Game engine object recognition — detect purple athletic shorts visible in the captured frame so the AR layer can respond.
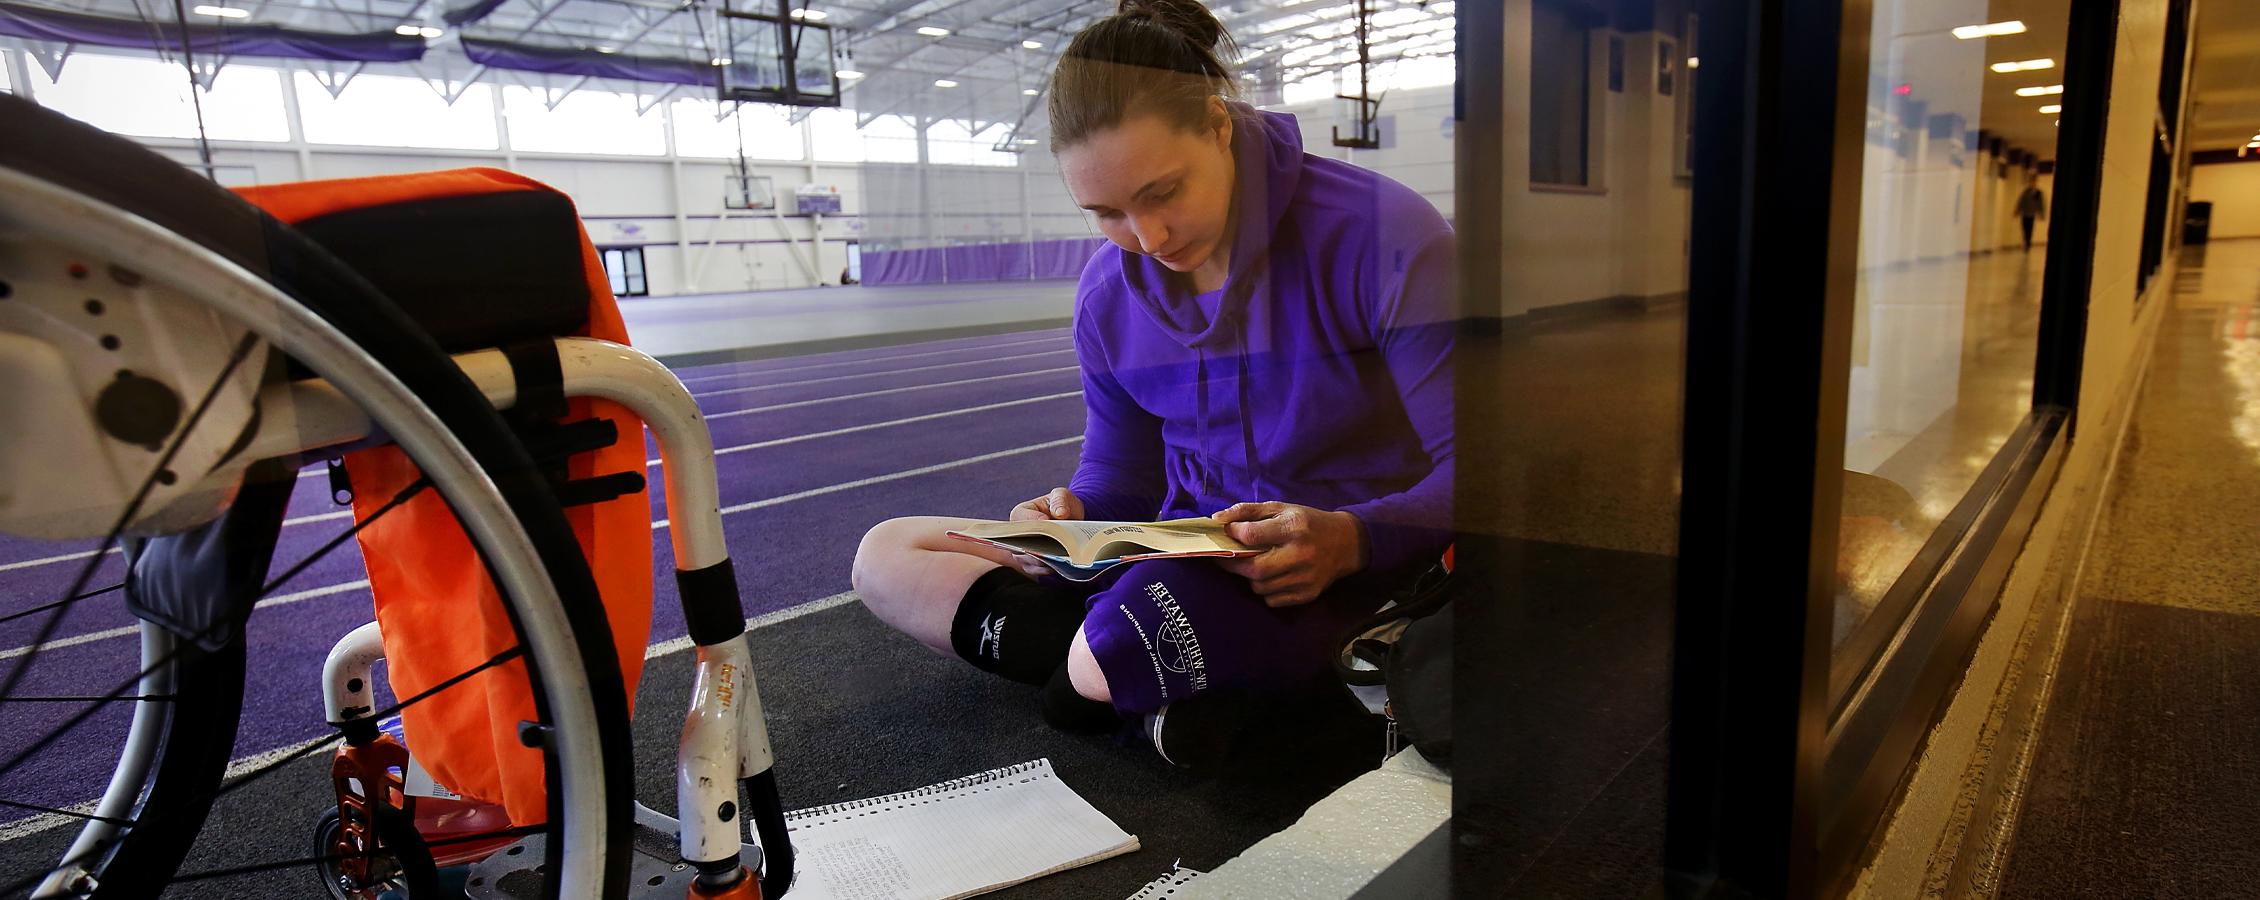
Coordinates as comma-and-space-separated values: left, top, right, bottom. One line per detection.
1073, 558, 1387, 714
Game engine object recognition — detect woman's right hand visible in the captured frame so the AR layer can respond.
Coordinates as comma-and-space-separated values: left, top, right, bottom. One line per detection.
1010, 487, 1084, 522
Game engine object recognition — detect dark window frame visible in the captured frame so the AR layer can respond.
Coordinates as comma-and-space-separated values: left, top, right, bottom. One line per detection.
1667, 0, 2140, 893
600, 246, 649, 297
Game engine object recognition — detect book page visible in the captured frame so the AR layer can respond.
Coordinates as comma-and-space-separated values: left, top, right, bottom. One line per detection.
949, 519, 1251, 566
782, 759, 1138, 900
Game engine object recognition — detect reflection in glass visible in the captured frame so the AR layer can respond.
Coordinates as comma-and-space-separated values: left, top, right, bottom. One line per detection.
1834, 0, 2063, 646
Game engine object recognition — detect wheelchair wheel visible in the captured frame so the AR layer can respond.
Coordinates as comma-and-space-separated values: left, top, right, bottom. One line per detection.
0, 95, 633, 898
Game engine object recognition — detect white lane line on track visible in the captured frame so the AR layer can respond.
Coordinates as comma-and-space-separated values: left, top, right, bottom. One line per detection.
674, 333, 1068, 385
704, 367, 1079, 422
645, 392, 1082, 467
643, 589, 858, 660
19, 366, 1082, 569
0, 581, 371, 662
8, 436, 1082, 653
0, 732, 341, 844
286, 356, 1076, 483
2, 589, 865, 845
687, 349, 1074, 400
654, 436, 1084, 529
0, 548, 120, 573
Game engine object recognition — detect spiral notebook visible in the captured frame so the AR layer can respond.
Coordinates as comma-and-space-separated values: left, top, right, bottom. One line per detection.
782, 758, 1139, 900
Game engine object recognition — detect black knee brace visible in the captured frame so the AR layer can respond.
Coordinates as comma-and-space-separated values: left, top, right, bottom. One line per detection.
950, 568, 1082, 685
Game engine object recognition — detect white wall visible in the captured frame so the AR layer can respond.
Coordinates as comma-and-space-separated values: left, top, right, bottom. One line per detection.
1493, 3, 1693, 316
2189, 161, 2260, 239
1276, 84, 1459, 217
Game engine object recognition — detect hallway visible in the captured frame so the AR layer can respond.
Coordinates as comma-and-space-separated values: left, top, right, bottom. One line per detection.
1999, 238, 2260, 897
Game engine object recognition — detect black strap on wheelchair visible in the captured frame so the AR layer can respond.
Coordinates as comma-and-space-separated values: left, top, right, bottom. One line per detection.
517, 417, 620, 464
554, 471, 647, 508
499, 337, 567, 423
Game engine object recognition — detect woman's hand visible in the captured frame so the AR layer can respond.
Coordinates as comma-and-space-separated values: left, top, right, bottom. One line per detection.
1002, 488, 1082, 578
1213, 502, 1369, 607
1010, 487, 1084, 522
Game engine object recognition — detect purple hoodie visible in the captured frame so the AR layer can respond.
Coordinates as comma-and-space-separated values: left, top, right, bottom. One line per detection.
1068, 102, 1456, 575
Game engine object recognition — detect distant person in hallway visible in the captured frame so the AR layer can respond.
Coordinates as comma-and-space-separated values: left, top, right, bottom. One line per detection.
851, 0, 1454, 766
2018, 176, 2049, 251
840, 266, 858, 285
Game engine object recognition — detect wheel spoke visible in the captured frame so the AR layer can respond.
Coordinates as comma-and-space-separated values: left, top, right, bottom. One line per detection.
0, 584, 124, 628
0, 797, 133, 827
0, 331, 261, 704
0, 473, 430, 781
257, 477, 429, 596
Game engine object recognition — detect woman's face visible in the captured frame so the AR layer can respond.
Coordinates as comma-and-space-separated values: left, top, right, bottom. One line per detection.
1058, 102, 1236, 276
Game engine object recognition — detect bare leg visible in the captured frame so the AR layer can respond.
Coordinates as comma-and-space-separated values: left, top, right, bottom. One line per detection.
1066, 630, 1112, 704
853, 515, 1118, 704
851, 516, 1027, 652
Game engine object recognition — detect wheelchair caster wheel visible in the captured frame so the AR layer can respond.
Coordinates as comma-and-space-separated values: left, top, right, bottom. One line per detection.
315, 804, 441, 899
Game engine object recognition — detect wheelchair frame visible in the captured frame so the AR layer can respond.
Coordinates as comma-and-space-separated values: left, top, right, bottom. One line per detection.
4, 164, 790, 899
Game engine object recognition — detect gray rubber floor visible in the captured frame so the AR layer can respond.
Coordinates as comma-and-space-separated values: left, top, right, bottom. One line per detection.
1, 600, 1383, 899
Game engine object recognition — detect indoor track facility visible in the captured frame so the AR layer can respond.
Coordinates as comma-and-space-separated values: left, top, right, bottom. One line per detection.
1, 0, 2257, 896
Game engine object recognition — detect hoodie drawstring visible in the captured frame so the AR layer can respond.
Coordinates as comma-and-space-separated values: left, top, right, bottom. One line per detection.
1193, 310, 1266, 503
1194, 348, 1215, 496
1237, 347, 1262, 502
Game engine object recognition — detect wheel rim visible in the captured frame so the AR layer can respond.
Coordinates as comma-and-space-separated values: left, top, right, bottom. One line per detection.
0, 166, 631, 898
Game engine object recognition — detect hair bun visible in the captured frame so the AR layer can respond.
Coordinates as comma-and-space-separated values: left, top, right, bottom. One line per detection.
1117, 0, 1233, 58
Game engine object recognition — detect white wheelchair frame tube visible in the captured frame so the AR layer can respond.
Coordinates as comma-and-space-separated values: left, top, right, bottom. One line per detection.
270, 338, 781, 883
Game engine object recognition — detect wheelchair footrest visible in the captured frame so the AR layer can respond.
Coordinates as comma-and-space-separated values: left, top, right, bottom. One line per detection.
463, 802, 761, 900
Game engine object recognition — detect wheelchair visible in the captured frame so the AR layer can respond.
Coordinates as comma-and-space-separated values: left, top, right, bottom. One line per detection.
0, 94, 791, 898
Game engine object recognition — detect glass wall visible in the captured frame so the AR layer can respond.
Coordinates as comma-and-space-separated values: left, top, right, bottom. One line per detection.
295, 73, 499, 150
32, 55, 287, 143
1831, 0, 2067, 676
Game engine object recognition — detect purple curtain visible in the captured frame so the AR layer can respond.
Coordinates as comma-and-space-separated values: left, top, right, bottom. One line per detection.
461, 38, 718, 88
0, 2, 423, 61
862, 238, 1106, 286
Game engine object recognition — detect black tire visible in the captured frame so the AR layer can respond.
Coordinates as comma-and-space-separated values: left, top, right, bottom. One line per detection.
0, 93, 634, 899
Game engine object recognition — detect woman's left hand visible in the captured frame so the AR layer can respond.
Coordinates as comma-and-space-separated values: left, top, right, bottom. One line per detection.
1213, 502, 1368, 607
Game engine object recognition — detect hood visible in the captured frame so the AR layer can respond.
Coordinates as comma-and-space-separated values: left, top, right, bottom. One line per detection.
1117, 100, 1306, 350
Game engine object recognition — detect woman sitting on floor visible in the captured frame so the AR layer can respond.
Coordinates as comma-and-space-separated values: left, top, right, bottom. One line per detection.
851, 0, 1455, 767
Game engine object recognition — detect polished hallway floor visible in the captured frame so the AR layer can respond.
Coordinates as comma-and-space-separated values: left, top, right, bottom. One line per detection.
1998, 238, 2260, 898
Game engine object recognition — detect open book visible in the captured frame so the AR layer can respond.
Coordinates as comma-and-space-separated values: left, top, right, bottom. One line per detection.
946, 518, 1257, 582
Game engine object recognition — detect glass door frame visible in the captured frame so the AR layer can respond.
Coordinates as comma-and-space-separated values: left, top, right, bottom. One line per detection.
1664, 0, 2118, 893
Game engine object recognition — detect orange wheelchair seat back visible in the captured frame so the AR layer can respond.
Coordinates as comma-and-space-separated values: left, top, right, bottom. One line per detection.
239, 168, 654, 825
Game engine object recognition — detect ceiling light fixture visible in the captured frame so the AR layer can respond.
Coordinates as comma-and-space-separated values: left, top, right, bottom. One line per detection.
791, 8, 828, 20
2014, 84, 2064, 97
836, 69, 865, 79
192, 4, 249, 17
594, 45, 618, 53
1686, 56, 1699, 69
934, 79, 959, 87
2039, 104, 2061, 114
1989, 58, 2054, 73
711, 57, 733, 66
1023, 88, 1039, 95
917, 26, 950, 37
1952, 20, 2026, 39
1022, 39, 1043, 49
